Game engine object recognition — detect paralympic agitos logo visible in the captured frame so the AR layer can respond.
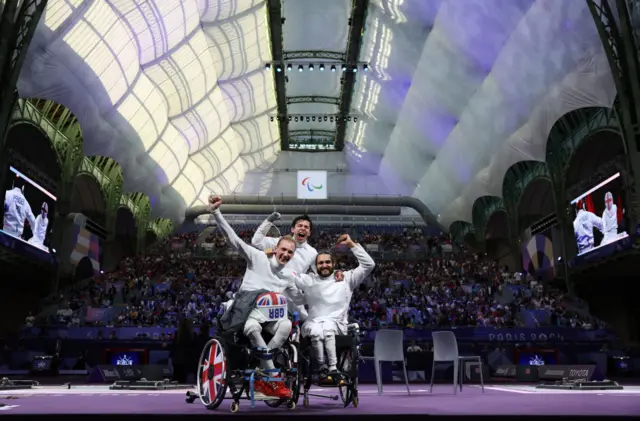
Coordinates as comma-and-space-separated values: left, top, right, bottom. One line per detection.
301, 177, 323, 192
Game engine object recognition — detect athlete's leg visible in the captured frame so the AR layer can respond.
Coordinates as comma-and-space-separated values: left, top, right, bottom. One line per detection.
302, 321, 326, 370
243, 310, 274, 370
263, 318, 292, 350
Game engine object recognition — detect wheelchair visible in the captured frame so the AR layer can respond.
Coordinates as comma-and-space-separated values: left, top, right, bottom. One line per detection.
298, 323, 361, 408
186, 294, 301, 413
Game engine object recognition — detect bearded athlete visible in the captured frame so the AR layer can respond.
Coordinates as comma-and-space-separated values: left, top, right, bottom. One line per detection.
282, 234, 375, 382
208, 195, 302, 399
601, 192, 619, 245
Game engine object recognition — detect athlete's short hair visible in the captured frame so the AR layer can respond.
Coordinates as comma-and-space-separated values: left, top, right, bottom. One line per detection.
291, 214, 313, 231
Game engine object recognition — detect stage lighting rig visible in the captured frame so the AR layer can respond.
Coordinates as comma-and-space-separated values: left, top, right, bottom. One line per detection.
265, 61, 370, 74
269, 114, 362, 124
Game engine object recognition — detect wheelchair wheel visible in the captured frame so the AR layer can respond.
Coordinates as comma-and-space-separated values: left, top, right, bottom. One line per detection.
264, 342, 300, 408
338, 348, 358, 407
197, 337, 229, 410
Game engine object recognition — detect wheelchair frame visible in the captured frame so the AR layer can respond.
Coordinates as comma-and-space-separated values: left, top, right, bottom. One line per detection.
298, 324, 361, 408
186, 328, 301, 413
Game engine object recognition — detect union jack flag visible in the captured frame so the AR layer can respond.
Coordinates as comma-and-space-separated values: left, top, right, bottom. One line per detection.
256, 292, 287, 307
200, 341, 225, 404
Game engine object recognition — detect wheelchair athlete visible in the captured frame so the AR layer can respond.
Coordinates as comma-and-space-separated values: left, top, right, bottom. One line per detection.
283, 234, 374, 381
208, 195, 304, 399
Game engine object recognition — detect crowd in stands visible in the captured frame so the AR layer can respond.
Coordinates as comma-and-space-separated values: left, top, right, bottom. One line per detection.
32, 223, 604, 332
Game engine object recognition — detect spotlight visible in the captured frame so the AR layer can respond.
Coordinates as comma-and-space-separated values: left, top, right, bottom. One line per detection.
324, 116, 328, 122
352, 67, 357, 73
287, 64, 292, 72
270, 116, 274, 122
312, 116, 316, 122
294, 116, 299, 122
341, 64, 347, 72
288, 116, 292, 122
298, 65, 303, 72
331, 65, 336, 72
319, 64, 325, 71
330, 116, 334, 123
354, 117, 358, 122
309, 64, 314, 71
276, 66, 282, 72
265, 63, 271, 70
276, 116, 281, 121
347, 116, 351, 121
306, 116, 310, 122
363, 64, 368, 72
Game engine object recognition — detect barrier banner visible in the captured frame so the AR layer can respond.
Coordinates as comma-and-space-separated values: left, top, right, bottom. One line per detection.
494, 365, 516, 378
537, 365, 596, 381
24, 325, 614, 342
88, 365, 145, 383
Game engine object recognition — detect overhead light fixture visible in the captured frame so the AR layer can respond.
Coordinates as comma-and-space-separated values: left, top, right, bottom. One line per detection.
363, 64, 368, 72
298, 65, 303, 72
270, 116, 274, 122
331, 65, 336, 72
319, 64, 325, 71
265, 63, 271, 70
312, 116, 316, 122
306, 116, 310, 122
352, 67, 357, 73
341, 64, 347, 72
354, 117, 358, 122
276, 65, 282, 72
324, 116, 328, 122
294, 116, 299, 122
309, 64, 314, 71
287, 64, 292, 72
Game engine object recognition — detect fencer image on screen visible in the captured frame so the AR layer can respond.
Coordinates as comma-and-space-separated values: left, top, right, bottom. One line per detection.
570, 172, 629, 256
2, 166, 56, 253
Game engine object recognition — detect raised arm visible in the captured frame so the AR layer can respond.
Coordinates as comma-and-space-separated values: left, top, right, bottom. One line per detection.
252, 212, 280, 251
208, 195, 260, 261
338, 234, 375, 290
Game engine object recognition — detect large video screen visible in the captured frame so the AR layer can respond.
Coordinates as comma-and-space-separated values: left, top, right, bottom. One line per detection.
570, 172, 629, 256
2, 166, 56, 253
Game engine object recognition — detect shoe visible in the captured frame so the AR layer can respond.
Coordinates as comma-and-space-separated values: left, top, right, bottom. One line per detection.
270, 380, 293, 399
253, 379, 292, 399
253, 380, 280, 398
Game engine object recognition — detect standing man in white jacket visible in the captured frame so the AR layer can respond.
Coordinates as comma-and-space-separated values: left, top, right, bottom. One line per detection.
28, 202, 49, 247
283, 234, 375, 380
3, 179, 36, 239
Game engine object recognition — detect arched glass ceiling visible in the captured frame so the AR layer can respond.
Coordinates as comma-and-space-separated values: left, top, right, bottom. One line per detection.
18, 0, 280, 223
18, 0, 618, 228
348, 0, 616, 228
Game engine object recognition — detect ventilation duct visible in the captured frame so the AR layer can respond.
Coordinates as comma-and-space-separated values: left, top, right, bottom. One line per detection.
186, 195, 444, 231
217, 205, 401, 216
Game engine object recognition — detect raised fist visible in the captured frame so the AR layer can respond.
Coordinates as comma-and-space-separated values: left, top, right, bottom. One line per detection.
208, 194, 222, 212
267, 212, 281, 223
337, 234, 353, 245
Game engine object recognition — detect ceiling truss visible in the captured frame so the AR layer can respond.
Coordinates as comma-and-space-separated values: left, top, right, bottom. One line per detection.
335, 0, 368, 151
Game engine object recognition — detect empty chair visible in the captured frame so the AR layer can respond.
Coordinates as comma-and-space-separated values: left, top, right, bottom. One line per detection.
430, 331, 484, 394
362, 329, 410, 396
